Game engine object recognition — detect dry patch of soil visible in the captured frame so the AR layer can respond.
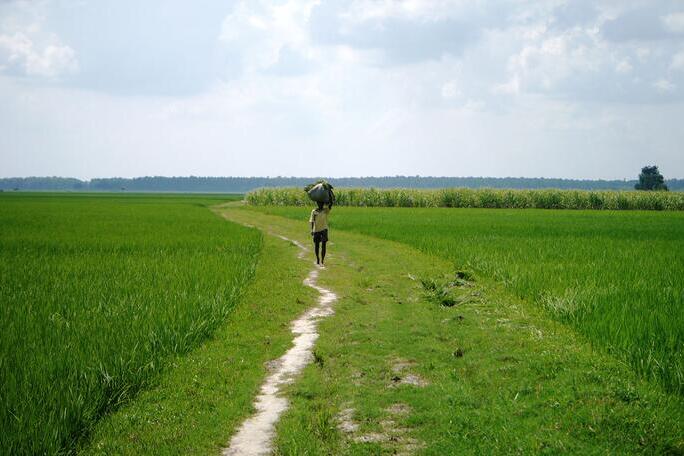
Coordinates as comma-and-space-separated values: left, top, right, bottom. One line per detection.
337, 402, 425, 455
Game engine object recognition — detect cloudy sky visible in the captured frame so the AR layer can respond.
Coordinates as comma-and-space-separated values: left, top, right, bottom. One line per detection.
1, 0, 683, 180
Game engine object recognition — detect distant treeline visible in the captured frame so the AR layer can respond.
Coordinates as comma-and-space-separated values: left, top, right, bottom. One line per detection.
1, 176, 684, 192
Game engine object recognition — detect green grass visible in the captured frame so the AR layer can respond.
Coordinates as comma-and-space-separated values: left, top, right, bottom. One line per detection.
252, 206, 684, 397
6, 194, 683, 454
247, 187, 684, 210
81, 220, 317, 454
0, 193, 260, 454
230, 207, 683, 454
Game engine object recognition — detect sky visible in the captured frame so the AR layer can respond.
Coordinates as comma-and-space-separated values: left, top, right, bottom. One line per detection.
1, 0, 683, 180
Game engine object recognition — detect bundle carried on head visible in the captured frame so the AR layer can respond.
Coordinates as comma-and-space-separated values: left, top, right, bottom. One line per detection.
304, 180, 335, 204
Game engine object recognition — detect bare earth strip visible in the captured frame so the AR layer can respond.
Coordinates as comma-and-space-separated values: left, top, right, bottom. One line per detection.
223, 234, 337, 456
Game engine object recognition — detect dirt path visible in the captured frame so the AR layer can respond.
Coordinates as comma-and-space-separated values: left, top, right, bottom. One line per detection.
222, 234, 337, 456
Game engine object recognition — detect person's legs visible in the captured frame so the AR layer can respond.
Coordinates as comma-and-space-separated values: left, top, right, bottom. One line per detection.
321, 241, 327, 264
314, 239, 320, 264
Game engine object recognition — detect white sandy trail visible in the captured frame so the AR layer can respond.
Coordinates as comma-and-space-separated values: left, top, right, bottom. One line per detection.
222, 234, 336, 456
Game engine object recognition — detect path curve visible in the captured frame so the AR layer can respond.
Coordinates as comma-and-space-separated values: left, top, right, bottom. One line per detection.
222, 234, 336, 456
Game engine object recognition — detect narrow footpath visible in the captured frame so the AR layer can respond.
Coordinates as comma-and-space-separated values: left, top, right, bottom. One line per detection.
223, 235, 337, 455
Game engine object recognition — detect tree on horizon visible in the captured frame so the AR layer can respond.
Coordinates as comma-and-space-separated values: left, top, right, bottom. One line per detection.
635, 166, 668, 191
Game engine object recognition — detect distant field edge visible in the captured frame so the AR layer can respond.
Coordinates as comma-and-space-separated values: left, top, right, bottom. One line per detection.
0, 190, 245, 197
247, 187, 684, 210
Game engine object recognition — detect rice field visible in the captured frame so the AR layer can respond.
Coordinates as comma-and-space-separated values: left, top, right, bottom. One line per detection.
251, 204, 684, 396
247, 187, 684, 210
0, 193, 261, 454
5, 190, 683, 454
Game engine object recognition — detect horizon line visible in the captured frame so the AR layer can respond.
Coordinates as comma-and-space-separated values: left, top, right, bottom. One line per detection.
2, 175, 682, 181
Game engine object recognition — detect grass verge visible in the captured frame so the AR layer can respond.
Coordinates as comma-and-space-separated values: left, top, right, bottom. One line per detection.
233, 206, 683, 454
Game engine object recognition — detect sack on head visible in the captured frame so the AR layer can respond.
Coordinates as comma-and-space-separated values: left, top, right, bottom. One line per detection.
306, 181, 335, 204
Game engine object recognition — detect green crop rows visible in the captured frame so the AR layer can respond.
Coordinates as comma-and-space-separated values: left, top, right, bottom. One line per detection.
254, 205, 684, 396
0, 193, 261, 454
247, 187, 684, 210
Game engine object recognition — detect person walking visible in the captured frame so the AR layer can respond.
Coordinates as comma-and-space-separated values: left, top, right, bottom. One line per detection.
310, 201, 332, 265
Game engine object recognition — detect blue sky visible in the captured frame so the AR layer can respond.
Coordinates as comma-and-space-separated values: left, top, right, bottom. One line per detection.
1, 0, 683, 179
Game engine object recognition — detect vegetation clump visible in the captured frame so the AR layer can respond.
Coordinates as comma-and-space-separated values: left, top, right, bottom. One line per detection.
247, 187, 684, 210
420, 271, 474, 307
635, 165, 669, 191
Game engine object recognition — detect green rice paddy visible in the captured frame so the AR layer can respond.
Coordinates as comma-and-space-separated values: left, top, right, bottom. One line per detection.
0, 193, 261, 454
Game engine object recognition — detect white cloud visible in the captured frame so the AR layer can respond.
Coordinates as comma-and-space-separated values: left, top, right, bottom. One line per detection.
671, 51, 684, 71
662, 12, 684, 33
0, 2, 78, 79
616, 59, 633, 73
463, 99, 486, 111
502, 27, 605, 94
635, 46, 651, 62
441, 80, 461, 99
341, 0, 469, 23
492, 77, 520, 95
0, 30, 77, 77
219, 0, 319, 74
653, 79, 676, 93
